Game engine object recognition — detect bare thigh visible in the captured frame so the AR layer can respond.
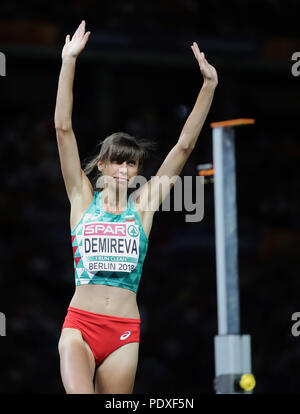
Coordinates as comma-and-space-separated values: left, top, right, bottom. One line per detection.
58, 328, 96, 394
95, 342, 139, 394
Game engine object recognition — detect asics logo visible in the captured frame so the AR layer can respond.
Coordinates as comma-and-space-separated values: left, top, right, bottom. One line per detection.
120, 331, 131, 340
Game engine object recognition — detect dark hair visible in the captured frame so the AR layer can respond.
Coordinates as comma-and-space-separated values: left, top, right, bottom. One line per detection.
82, 132, 157, 191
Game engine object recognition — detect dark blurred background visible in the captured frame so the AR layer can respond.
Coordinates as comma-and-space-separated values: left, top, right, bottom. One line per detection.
0, 0, 300, 394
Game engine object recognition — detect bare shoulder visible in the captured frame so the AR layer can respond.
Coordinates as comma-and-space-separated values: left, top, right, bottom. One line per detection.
70, 171, 94, 231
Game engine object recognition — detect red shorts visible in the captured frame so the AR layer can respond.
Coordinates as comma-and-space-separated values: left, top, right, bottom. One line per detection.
61, 306, 141, 366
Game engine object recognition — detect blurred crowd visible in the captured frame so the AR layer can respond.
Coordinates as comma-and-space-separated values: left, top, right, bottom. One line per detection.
1, 0, 300, 394
0, 0, 299, 39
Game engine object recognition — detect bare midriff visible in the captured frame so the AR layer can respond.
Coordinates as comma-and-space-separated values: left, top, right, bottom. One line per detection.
69, 284, 140, 319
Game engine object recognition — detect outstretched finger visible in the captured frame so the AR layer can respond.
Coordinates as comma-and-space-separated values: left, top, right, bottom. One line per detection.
191, 44, 196, 55
78, 20, 86, 37
73, 20, 84, 39
191, 42, 200, 57
191, 42, 205, 63
81, 31, 91, 46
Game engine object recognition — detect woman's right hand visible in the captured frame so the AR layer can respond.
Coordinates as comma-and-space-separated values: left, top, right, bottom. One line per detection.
62, 20, 91, 60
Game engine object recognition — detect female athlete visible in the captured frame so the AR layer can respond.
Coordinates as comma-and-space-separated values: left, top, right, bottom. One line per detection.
54, 20, 218, 394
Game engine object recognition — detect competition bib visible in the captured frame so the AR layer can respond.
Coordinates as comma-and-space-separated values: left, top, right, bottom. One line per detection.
82, 221, 140, 273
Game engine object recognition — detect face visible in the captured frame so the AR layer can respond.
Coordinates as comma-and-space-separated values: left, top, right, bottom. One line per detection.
97, 158, 139, 190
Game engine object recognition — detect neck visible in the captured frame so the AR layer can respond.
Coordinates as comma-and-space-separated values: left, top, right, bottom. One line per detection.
101, 186, 128, 212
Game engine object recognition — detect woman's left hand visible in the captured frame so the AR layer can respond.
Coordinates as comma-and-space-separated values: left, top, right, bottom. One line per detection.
191, 42, 218, 87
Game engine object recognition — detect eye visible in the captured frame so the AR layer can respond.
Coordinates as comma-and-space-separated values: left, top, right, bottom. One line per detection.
111, 159, 122, 165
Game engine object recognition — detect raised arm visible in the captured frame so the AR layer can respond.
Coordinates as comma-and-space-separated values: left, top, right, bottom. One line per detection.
137, 42, 218, 213
54, 20, 91, 203
177, 43, 218, 152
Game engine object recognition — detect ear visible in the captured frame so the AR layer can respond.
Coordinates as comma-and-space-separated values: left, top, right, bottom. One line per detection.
97, 160, 104, 172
